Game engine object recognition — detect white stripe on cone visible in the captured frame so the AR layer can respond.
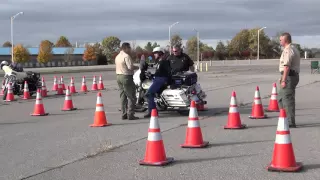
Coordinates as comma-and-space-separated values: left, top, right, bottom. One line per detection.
189, 107, 198, 118
188, 120, 200, 128
24, 82, 29, 92
8, 83, 13, 93
254, 99, 262, 104
277, 117, 289, 131
149, 116, 160, 129
147, 132, 162, 141
229, 107, 238, 113
65, 89, 71, 100
35, 91, 43, 105
254, 90, 260, 98
275, 134, 291, 144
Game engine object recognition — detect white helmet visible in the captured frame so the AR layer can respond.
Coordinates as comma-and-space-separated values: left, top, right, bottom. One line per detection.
152, 47, 164, 53
0, 61, 8, 69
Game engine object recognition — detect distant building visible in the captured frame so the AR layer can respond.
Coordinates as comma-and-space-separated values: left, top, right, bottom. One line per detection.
0, 47, 99, 68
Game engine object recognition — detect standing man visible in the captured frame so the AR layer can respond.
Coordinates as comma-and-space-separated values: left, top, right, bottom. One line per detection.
167, 45, 195, 74
278, 32, 300, 128
115, 42, 140, 120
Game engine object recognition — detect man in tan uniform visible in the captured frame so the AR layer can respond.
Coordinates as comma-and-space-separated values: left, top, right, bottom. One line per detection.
115, 42, 139, 120
278, 32, 300, 128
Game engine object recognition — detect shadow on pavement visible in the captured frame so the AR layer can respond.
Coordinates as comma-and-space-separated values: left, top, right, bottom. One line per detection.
208, 140, 273, 147
168, 154, 258, 166
0, 121, 39, 126
298, 123, 320, 128
301, 163, 320, 172
247, 124, 277, 129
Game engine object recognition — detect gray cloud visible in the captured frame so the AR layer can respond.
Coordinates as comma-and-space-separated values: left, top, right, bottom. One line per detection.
0, 0, 319, 46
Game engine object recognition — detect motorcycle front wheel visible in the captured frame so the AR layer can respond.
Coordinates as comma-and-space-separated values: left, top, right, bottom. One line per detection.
2, 87, 8, 100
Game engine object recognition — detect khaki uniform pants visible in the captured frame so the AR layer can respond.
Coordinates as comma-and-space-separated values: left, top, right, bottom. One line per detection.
277, 75, 299, 125
117, 74, 136, 117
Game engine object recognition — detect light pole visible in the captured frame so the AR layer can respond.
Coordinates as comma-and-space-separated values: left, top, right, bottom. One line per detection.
169, 21, 179, 55
257, 26, 266, 60
11, 11, 24, 63
193, 28, 200, 70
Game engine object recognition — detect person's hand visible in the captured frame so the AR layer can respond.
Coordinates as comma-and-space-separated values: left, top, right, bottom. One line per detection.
281, 81, 286, 88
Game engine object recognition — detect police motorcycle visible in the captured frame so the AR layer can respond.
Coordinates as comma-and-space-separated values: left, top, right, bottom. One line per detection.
133, 61, 207, 114
0, 61, 42, 100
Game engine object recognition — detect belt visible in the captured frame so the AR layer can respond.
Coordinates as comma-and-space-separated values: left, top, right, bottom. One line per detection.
280, 70, 298, 76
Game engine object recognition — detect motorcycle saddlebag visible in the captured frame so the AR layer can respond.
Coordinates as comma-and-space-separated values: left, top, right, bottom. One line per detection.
171, 72, 198, 87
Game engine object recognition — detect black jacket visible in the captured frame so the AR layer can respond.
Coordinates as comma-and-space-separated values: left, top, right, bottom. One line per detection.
154, 58, 171, 78
166, 53, 194, 74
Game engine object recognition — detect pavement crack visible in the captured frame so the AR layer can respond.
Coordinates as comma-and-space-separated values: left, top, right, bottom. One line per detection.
19, 123, 185, 180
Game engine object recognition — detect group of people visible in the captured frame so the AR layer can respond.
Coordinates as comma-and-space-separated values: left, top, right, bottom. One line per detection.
115, 32, 301, 127
115, 43, 194, 120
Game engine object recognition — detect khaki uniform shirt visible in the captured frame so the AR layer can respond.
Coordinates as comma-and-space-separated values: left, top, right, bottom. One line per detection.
115, 51, 135, 75
279, 43, 300, 73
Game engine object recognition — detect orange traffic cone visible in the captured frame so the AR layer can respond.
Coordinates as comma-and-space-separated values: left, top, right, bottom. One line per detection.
181, 101, 209, 148
4, 82, 15, 102
224, 91, 246, 129
266, 83, 280, 112
41, 77, 48, 97
62, 86, 77, 111
22, 81, 31, 100
52, 76, 58, 91
139, 109, 174, 166
98, 75, 105, 90
81, 76, 88, 92
91, 76, 98, 91
30, 89, 49, 116
267, 109, 303, 172
249, 86, 267, 119
56, 80, 65, 95
90, 92, 112, 127
0, 79, 5, 96
60, 76, 66, 90
69, 77, 77, 94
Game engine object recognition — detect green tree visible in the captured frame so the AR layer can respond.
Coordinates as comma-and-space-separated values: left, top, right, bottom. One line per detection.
13, 44, 30, 63
292, 43, 304, 57
37, 40, 53, 64
135, 46, 143, 53
101, 36, 121, 64
2, 41, 12, 47
248, 28, 270, 57
55, 36, 72, 47
186, 36, 204, 60
228, 29, 250, 57
152, 42, 160, 49
215, 41, 227, 60
144, 42, 153, 52
171, 34, 182, 48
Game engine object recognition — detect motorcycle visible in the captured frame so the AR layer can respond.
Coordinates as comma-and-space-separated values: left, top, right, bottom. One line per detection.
1, 65, 42, 100
133, 68, 207, 115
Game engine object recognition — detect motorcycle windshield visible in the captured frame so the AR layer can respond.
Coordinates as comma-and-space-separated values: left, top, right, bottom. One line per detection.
2, 65, 13, 76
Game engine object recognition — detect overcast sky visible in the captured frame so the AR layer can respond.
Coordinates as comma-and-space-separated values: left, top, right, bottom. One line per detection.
1, 0, 320, 48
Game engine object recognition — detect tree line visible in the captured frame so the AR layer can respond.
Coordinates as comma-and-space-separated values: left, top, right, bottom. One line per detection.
1, 28, 316, 64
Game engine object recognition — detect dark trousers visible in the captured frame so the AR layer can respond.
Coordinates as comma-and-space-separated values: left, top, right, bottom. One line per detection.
147, 77, 168, 113
278, 75, 299, 125
116, 74, 136, 117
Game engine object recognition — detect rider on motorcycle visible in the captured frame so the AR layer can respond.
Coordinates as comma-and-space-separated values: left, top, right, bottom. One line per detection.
0, 61, 27, 80
144, 47, 171, 118
166, 44, 195, 74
